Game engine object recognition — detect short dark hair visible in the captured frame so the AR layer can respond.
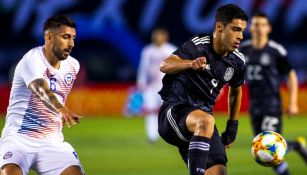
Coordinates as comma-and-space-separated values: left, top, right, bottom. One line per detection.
215, 4, 249, 26
43, 15, 76, 32
252, 11, 270, 23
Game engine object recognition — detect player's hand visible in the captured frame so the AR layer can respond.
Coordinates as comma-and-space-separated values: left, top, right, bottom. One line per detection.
287, 104, 299, 116
191, 57, 206, 70
221, 120, 238, 148
58, 107, 83, 128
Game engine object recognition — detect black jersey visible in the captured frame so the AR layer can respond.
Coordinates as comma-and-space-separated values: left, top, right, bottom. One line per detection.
240, 40, 292, 115
159, 34, 246, 113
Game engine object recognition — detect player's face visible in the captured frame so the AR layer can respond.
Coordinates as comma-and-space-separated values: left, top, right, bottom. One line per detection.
249, 17, 271, 39
51, 25, 76, 61
221, 19, 247, 52
152, 31, 168, 46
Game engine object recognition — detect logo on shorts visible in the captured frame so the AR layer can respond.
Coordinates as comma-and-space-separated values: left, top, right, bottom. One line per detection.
196, 168, 205, 174
3, 151, 12, 159
64, 73, 74, 85
224, 67, 234, 81
73, 151, 79, 160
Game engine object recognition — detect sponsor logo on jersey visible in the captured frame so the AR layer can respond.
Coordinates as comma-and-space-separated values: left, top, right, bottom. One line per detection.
3, 151, 12, 159
64, 73, 73, 85
224, 67, 234, 81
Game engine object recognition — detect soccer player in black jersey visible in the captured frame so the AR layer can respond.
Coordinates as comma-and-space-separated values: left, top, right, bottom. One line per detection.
240, 12, 307, 175
158, 4, 248, 175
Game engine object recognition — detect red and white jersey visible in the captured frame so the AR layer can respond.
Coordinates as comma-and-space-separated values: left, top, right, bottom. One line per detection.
2, 46, 79, 141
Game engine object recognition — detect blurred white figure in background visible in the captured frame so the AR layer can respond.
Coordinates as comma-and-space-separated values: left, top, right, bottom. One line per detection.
137, 28, 176, 143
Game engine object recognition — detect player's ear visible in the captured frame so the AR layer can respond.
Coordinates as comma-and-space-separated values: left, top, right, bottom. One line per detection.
44, 31, 52, 41
249, 24, 253, 33
267, 24, 272, 35
215, 21, 224, 32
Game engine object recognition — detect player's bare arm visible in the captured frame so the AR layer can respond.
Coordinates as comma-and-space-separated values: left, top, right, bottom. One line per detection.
228, 85, 243, 121
287, 70, 299, 115
28, 78, 82, 127
160, 54, 206, 74
221, 85, 242, 148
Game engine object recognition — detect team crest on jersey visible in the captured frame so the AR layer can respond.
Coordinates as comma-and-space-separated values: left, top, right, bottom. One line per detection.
260, 53, 271, 65
3, 151, 12, 159
64, 73, 73, 85
224, 67, 234, 81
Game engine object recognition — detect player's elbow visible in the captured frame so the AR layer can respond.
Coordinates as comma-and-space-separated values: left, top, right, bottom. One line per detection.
160, 61, 168, 73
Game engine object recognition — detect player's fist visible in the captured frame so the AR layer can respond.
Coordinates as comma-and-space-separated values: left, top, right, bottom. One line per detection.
58, 107, 83, 128
191, 57, 206, 70
287, 104, 299, 116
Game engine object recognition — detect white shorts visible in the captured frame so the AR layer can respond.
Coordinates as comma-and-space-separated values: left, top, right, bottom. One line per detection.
143, 89, 162, 112
0, 134, 85, 175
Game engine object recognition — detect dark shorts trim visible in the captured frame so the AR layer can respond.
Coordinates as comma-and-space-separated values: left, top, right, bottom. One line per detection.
158, 103, 228, 169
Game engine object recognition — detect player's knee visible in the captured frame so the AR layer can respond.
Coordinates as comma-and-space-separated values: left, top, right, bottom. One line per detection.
195, 115, 215, 131
1, 164, 23, 175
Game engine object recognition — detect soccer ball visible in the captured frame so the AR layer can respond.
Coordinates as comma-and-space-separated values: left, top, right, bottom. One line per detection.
251, 131, 287, 167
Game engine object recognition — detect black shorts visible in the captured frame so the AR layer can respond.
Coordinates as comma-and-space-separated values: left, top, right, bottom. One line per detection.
250, 112, 282, 136
158, 103, 227, 169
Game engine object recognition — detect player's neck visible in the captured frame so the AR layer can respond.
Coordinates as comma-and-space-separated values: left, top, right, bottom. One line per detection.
252, 37, 268, 49
154, 42, 166, 47
213, 35, 228, 57
43, 46, 61, 69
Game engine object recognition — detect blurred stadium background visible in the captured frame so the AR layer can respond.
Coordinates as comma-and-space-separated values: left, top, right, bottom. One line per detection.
0, 0, 306, 174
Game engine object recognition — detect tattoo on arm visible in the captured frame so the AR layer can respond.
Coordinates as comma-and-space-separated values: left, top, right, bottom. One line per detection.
28, 78, 64, 113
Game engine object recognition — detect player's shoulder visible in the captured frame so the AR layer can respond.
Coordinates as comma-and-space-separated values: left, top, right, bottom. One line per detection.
231, 49, 245, 64
164, 43, 177, 50
267, 40, 287, 56
22, 46, 43, 60
189, 33, 211, 45
66, 55, 80, 71
239, 39, 252, 49
19, 46, 45, 67
142, 43, 155, 53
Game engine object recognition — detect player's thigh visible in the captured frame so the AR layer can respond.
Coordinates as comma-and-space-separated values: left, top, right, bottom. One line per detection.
60, 165, 84, 175
205, 164, 227, 175
34, 142, 85, 175
1, 164, 23, 175
0, 136, 35, 175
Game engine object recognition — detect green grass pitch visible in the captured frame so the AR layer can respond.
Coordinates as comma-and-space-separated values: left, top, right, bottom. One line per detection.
0, 114, 306, 175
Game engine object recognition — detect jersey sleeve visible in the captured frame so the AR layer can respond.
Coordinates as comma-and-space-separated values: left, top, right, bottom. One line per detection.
229, 59, 246, 88
21, 53, 46, 87
277, 54, 292, 75
172, 37, 201, 60
69, 57, 80, 75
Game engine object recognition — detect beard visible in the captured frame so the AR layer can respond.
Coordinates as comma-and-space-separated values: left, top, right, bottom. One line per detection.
52, 45, 69, 61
